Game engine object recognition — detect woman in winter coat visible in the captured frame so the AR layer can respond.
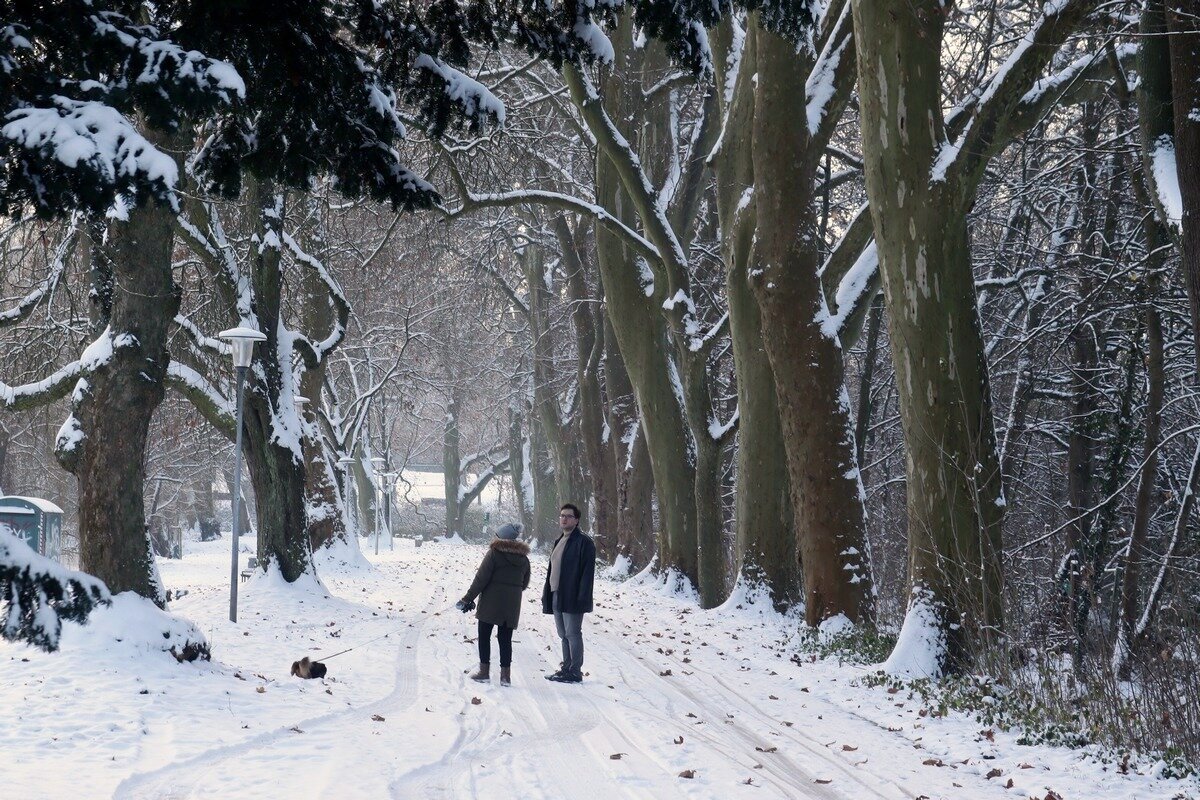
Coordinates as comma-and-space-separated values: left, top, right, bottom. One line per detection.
455, 523, 531, 686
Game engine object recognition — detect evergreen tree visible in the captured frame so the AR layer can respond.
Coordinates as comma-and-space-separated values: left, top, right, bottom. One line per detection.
1, 527, 111, 652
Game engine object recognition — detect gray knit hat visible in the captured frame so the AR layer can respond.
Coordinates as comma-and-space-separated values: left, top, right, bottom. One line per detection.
495, 523, 522, 540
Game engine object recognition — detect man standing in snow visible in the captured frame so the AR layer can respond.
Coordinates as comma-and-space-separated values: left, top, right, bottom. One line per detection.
542, 503, 595, 683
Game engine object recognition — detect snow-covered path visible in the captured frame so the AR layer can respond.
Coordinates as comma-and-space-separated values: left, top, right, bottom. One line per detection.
3, 538, 1187, 799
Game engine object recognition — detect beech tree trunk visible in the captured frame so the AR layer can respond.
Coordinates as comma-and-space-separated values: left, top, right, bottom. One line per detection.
521, 243, 586, 520
299, 240, 348, 551
443, 385, 464, 537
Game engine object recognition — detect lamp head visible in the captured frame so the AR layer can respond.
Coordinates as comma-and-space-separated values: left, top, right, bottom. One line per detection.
218, 327, 267, 369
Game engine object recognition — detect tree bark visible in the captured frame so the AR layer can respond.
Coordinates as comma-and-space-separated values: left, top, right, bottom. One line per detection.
443, 384, 464, 537
56, 177, 180, 603
521, 242, 586, 520
710, 20, 799, 611
748, 19, 875, 624
298, 239, 348, 552
586, 46, 699, 589
602, 313, 656, 570
557, 216, 619, 559
852, 0, 1005, 670
239, 184, 311, 580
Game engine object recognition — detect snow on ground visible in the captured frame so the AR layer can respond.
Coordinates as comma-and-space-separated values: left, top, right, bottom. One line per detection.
2, 537, 1194, 799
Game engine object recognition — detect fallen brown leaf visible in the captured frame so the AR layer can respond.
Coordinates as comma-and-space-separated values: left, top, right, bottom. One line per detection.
470, 697, 482, 705
674, 736, 684, 745
814, 778, 832, 785
842, 744, 858, 752
922, 758, 944, 767
755, 746, 778, 753
678, 770, 695, 779
371, 714, 386, 722
985, 768, 1002, 779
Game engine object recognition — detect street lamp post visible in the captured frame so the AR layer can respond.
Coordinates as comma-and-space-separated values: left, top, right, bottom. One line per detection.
219, 326, 266, 624
370, 456, 384, 556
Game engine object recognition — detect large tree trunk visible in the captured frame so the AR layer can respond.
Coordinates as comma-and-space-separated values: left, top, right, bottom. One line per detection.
522, 243, 586, 520
557, 217, 619, 560
240, 184, 311, 580
508, 399, 536, 539
588, 49, 699, 588
748, 19, 875, 624
298, 250, 348, 552
192, 472, 219, 541
602, 314, 656, 570
710, 20, 799, 611
443, 385, 464, 537
853, 1, 1004, 671
56, 190, 179, 603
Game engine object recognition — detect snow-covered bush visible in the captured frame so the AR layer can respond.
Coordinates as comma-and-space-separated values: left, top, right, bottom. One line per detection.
62, 591, 210, 663
0, 525, 110, 652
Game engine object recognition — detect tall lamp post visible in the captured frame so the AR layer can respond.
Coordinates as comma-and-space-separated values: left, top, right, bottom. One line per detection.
370, 456, 384, 555
219, 326, 266, 623
337, 456, 357, 535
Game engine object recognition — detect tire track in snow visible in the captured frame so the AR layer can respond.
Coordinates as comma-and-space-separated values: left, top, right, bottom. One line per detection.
582, 609, 921, 800
392, 609, 617, 798
112, 580, 443, 800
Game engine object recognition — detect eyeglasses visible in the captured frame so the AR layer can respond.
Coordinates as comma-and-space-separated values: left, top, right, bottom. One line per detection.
559, 513, 576, 519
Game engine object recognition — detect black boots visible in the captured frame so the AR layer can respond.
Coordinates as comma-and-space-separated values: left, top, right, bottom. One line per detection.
470, 663, 490, 682
500, 666, 511, 686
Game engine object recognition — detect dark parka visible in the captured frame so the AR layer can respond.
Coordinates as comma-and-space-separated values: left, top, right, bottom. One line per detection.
541, 527, 596, 615
462, 538, 532, 628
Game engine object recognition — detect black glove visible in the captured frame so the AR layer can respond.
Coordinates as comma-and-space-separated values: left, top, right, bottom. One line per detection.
455, 599, 475, 613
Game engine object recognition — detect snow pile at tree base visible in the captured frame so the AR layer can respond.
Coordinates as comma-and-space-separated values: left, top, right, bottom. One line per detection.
313, 533, 372, 572
881, 596, 944, 679
59, 592, 209, 662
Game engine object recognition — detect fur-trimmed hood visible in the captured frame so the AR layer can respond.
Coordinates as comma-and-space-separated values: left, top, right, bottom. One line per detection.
490, 538, 530, 556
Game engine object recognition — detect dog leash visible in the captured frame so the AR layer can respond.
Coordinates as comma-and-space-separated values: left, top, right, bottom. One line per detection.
314, 603, 458, 662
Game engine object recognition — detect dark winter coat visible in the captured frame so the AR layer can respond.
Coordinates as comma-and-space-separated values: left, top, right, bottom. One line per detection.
462, 538, 532, 629
541, 527, 596, 615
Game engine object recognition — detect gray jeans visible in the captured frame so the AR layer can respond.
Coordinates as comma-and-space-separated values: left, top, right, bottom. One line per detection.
552, 591, 584, 676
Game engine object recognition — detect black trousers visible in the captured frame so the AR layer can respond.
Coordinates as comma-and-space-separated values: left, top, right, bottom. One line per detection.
478, 621, 514, 667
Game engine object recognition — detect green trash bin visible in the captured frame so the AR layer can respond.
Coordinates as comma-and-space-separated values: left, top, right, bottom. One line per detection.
0, 496, 64, 562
